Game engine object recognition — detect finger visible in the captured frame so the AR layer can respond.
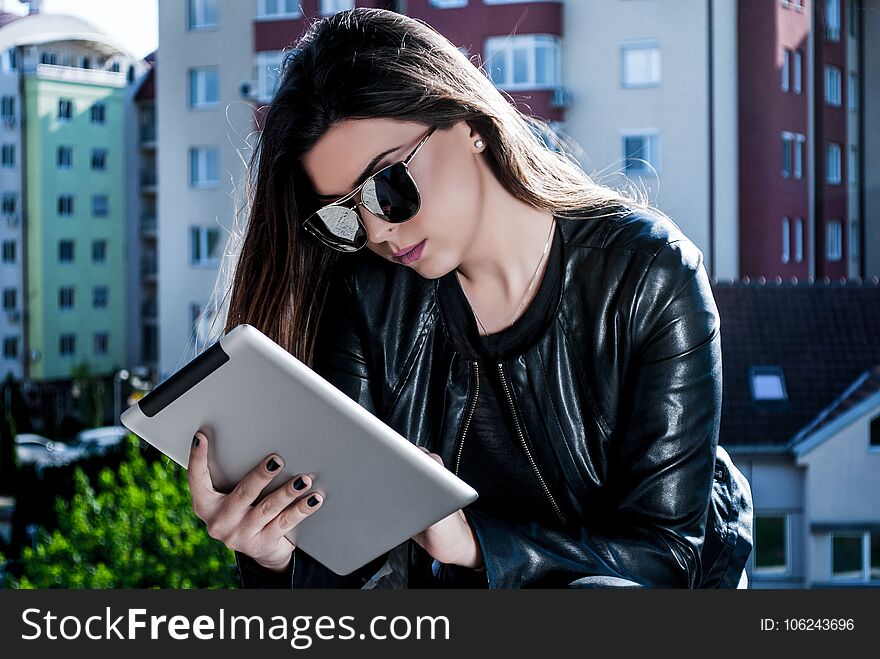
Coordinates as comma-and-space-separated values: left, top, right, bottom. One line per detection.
261, 492, 325, 543
221, 453, 287, 518
240, 473, 314, 537
187, 431, 222, 521
187, 431, 217, 495
418, 446, 444, 465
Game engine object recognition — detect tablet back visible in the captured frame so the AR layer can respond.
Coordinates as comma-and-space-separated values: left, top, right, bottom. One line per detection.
120, 323, 478, 576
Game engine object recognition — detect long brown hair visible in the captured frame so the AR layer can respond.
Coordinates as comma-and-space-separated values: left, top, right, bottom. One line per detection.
216, 8, 646, 367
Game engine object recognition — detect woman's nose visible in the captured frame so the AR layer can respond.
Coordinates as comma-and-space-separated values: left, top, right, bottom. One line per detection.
358, 204, 396, 244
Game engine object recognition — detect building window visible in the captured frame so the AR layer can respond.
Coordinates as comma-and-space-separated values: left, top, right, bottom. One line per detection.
189, 147, 219, 188
58, 286, 75, 310
793, 133, 804, 179
188, 0, 218, 29
2, 287, 16, 310
255, 51, 286, 103
794, 218, 804, 263
2, 193, 16, 215
3, 336, 17, 359
826, 0, 841, 41
257, 0, 302, 19
57, 195, 74, 217
92, 194, 109, 218
622, 132, 661, 175
59, 333, 76, 357
90, 103, 106, 124
92, 239, 107, 263
58, 98, 73, 121
430, 0, 467, 6
754, 514, 789, 576
781, 48, 790, 92
189, 67, 219, 108
826, 220, 842, 261
4, 48, 17, 72
827, 143, 842, 184
621, 41, 660, 88
849, 146, 857, 185
40, 51, 57, 65
57, 145, 73, 169
782, 218, 790, 264
1, 143, 15, 167
848, 73, 857, 113
825, 65, 842, 106
91, 148, 107, 171
58, 240, 75, 263
320, 0, 355, 14
831, 532, 879, 581
792, 49, 802, 94
93, 286, 108, 309
1, 240, 14, 263
871, 415, 880, 449
190, 226, 222, 267
94, 332, 109, 355
750, 366, 788, 401
0, 95, 13, 118
484, 34, 560, 90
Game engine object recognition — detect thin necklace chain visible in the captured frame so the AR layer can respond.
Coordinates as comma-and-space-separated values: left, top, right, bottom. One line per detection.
456, 217, 556, 337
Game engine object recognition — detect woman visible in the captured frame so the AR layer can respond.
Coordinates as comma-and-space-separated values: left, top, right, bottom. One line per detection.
187, 7, 752, 589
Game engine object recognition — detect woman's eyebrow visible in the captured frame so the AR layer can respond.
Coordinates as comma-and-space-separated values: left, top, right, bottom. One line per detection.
315, 144, 404, 200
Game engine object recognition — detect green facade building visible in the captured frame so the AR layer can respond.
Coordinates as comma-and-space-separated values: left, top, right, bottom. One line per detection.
24, 70, 126, 381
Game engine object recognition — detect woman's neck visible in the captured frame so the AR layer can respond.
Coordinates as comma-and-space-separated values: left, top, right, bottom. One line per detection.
454, 178, 556, 322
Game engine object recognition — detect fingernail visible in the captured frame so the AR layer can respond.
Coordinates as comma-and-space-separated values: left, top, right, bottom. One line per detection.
267, 457, 281, 472
192, 434, 200, 448
307, 495, 320, 507
293, 477, 307, 491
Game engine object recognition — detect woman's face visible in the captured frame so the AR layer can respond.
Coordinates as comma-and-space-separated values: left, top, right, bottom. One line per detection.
301, 118, 486, 279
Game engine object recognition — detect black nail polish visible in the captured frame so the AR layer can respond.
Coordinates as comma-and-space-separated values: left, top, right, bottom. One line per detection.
192, 434, 200, 448
293, 477, 306, 491
267, 458, 281, 472
307, 495, 320, 507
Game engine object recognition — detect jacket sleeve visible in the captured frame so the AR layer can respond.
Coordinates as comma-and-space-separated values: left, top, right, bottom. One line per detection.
235, 262, 392, 589
461, 239, 722, 588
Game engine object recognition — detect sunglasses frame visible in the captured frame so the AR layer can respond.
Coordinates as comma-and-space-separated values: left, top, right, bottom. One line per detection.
303, 125, 437, 252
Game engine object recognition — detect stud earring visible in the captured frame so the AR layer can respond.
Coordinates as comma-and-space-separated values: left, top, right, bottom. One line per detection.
474, 139, 485, 151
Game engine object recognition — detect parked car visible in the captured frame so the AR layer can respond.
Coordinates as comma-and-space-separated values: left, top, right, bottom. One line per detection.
15, 433, 84, 474
74, 426, 130, 456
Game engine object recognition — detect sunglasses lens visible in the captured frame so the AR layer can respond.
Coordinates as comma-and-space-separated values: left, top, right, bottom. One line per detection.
361, 164, 420, 223
308, 206, 367, 251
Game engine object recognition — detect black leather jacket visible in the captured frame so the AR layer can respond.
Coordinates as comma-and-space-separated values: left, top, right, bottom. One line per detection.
235, 204, 753, 589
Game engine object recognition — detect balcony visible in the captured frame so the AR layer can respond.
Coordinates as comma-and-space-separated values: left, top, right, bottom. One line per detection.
140, 125, 156, 148
141, 298, 157, 320
31, 63, 127, 88
140, 253, 157, 279
140, 170, 157, 193
140, 214, 157, 237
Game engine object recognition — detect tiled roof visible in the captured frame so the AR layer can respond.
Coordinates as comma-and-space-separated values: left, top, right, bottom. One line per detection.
789, 364, 880, 447
710, 278, 880, 449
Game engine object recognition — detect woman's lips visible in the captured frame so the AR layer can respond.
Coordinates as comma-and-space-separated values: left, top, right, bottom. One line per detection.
395, 239, 427, 265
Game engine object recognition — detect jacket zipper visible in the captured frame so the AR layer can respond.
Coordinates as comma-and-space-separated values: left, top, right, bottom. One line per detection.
453, 361, 480, 476
496, 362, 568, 527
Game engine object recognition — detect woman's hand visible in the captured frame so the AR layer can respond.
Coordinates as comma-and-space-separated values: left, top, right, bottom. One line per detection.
411, 448, 484, 571
187, 430, 323, 573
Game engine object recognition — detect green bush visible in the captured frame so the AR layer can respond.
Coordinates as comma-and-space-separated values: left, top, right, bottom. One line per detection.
4, 436, 238, 589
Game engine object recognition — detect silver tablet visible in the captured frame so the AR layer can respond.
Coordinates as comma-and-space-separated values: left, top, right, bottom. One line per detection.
120, 323, 478, 576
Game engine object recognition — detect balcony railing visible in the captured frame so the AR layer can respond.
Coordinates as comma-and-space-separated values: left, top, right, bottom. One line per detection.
141, 254, 157, 277
140, 214, 157, 235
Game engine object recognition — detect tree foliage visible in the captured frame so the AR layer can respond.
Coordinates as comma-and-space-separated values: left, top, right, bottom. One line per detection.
4, 436, 238, 589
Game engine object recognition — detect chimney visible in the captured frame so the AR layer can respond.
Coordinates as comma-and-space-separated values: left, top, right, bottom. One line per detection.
18, 0, 41, 15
